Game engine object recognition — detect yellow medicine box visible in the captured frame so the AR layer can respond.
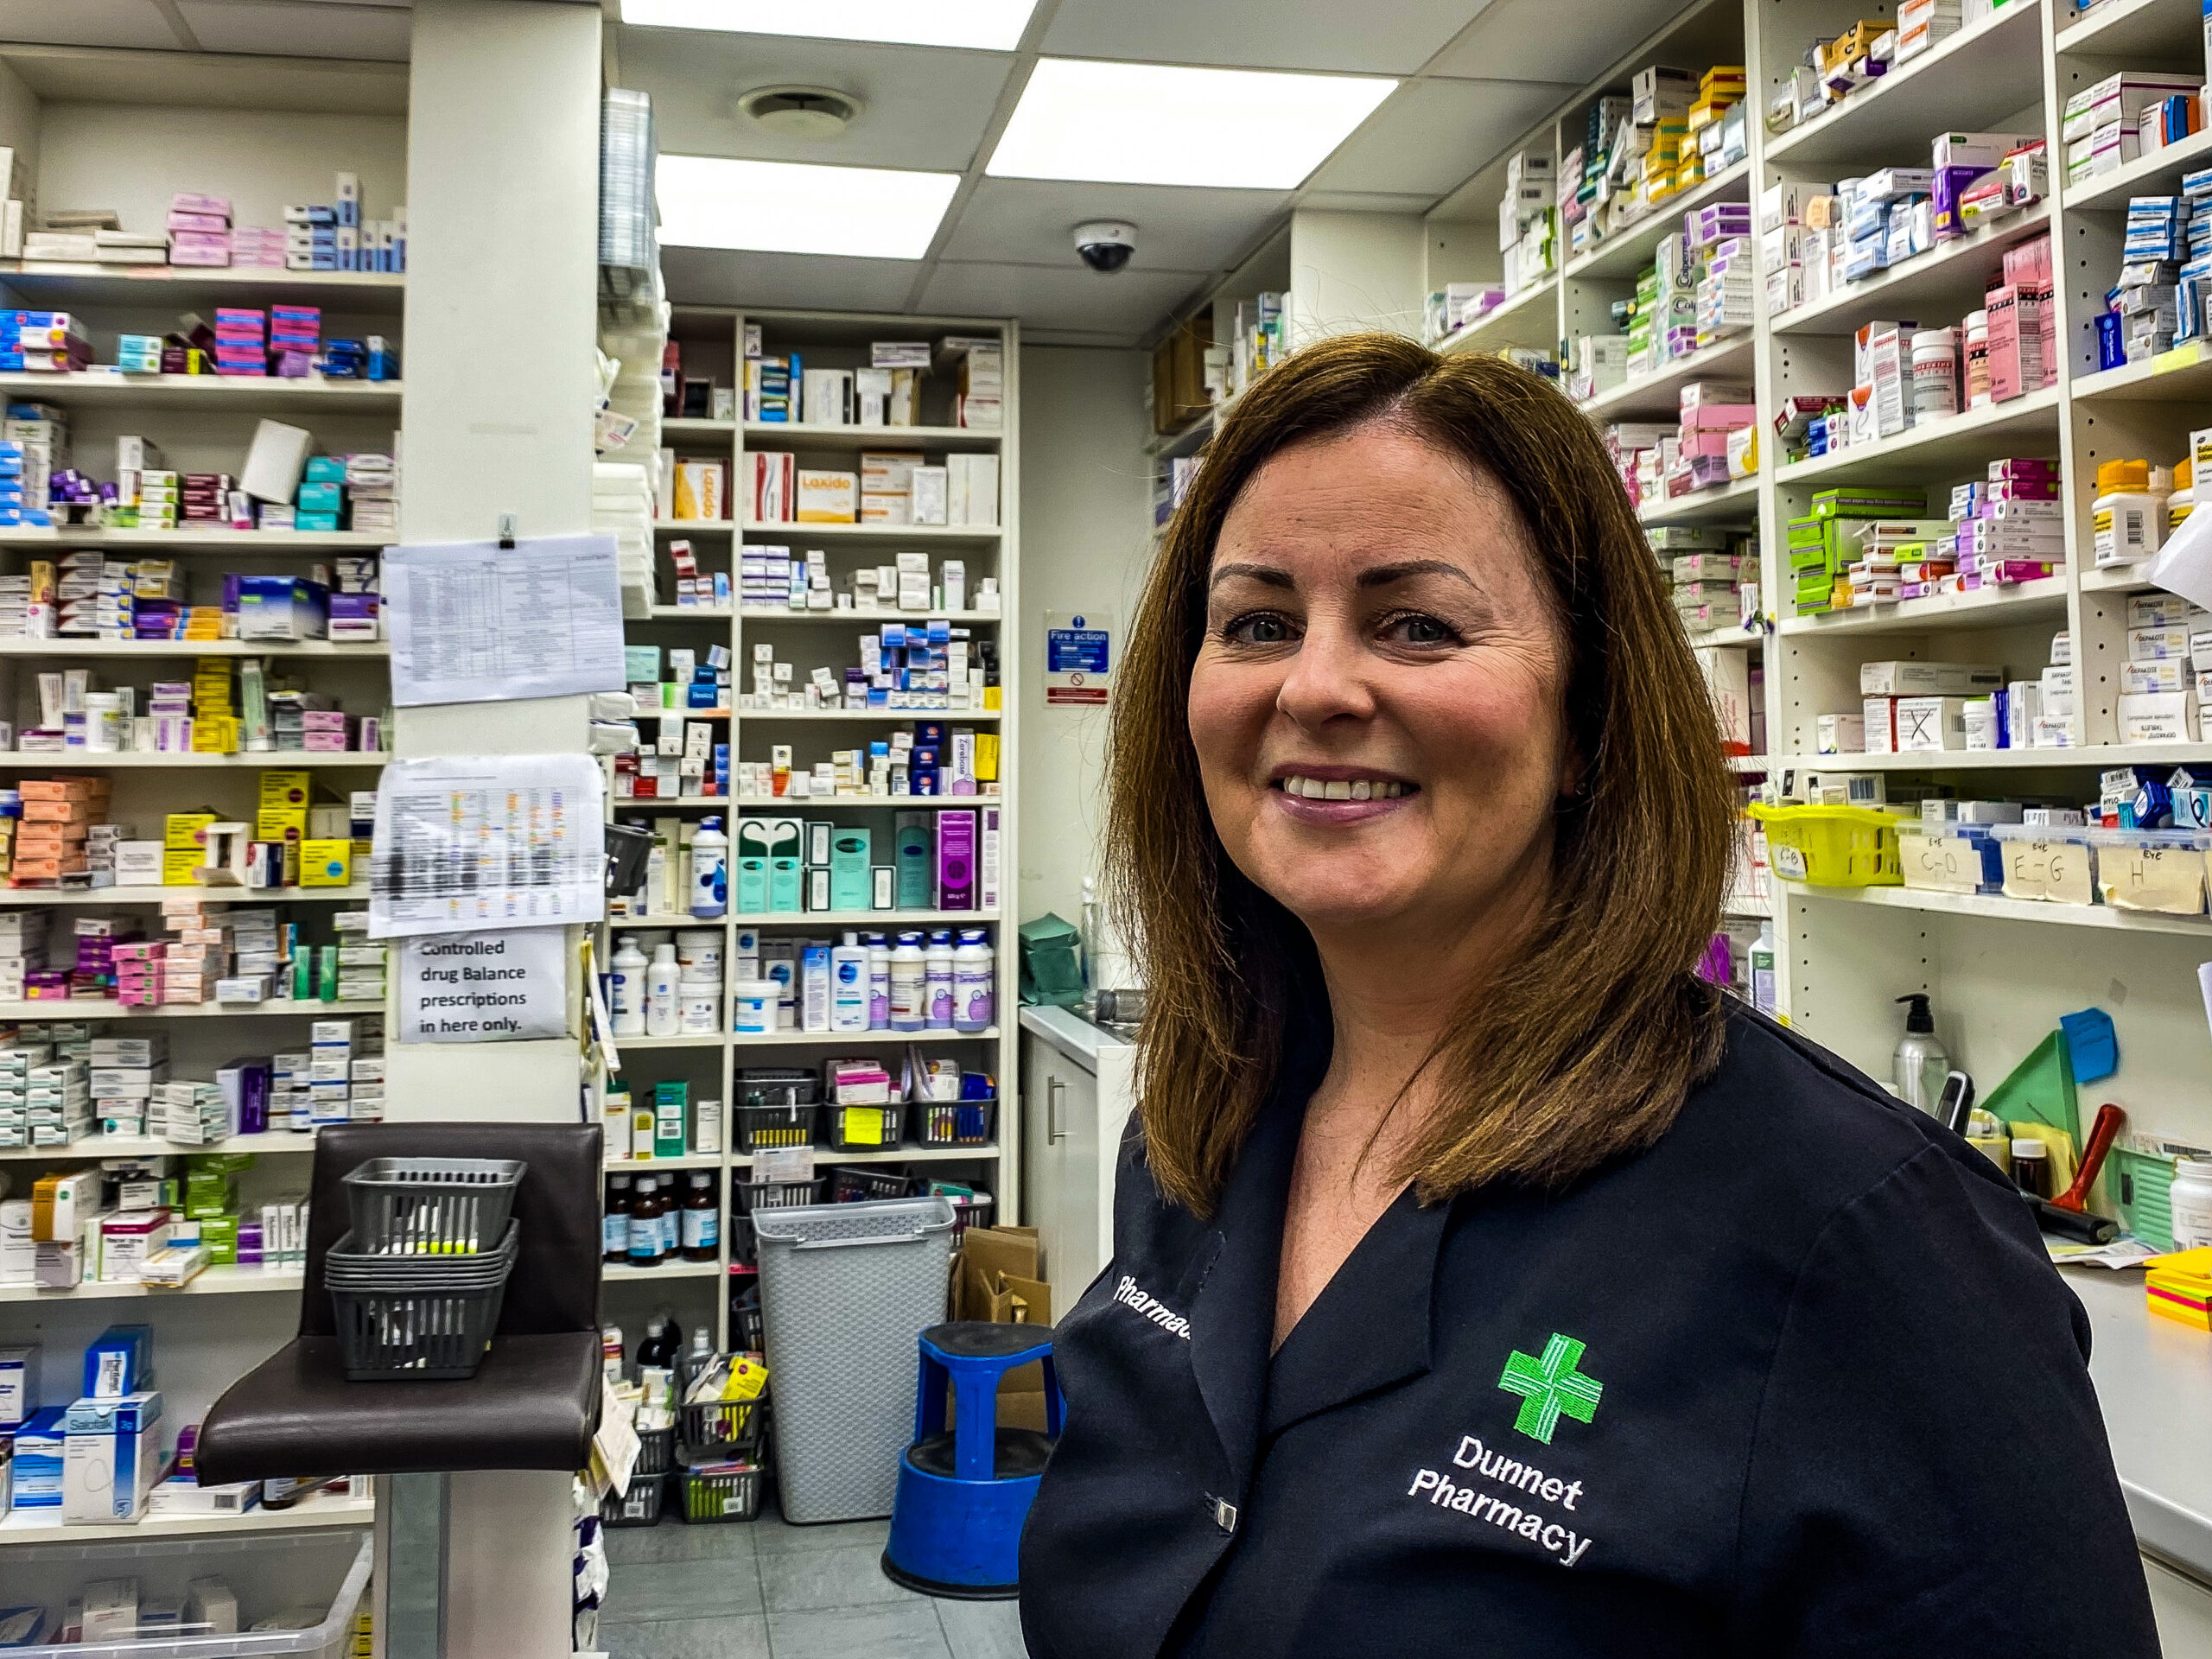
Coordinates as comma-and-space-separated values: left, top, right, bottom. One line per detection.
298, 839, 353, 887
163, 810, 219, 853
256, 770, 314, 841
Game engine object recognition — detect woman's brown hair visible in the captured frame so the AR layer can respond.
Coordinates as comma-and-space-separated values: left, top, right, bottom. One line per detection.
1105, 331, 1737, 1217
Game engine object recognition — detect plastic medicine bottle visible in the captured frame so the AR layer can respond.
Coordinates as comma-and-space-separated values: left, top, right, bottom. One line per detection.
645, 944, 681, 1038
953, 929, 994, 1032
611, 935, 648, 1038
830, 933, 869, 1033
889, 931, 927, 1032
690, 817, 729, 918
925, 930, 955, 1030
2171, 1155, 2212, 1248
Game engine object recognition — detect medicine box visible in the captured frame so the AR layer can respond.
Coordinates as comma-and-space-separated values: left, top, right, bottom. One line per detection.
1859, 660, 2004, 696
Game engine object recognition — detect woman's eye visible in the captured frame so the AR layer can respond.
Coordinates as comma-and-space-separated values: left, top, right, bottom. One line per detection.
1224, 612, 1297, 645
1382, 612, 1457, 646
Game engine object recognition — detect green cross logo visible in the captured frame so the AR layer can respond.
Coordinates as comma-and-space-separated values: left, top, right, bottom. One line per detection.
1497, 1332, 1603, 1445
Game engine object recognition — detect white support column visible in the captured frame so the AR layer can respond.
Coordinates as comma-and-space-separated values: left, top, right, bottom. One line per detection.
1287, 209, 1427, 347
389, 0, 603, 1122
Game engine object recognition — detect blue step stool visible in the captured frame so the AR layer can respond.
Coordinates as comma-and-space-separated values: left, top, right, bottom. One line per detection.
881, 1320, 1063, 1599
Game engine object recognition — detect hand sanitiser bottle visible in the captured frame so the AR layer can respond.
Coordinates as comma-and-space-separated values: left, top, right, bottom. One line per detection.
1893, 994, 1948, 1115
690, 817, 728, 918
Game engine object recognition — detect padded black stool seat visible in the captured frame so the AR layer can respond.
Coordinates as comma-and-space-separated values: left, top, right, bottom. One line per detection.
920, 1319, 1055, 1363
197, 1122, 604, 1484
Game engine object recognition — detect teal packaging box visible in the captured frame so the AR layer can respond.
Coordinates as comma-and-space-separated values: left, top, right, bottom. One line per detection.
766, 817, 804, 913
735, 819, 772, 914
830, 829, 872, 910
894, 811, 933, 909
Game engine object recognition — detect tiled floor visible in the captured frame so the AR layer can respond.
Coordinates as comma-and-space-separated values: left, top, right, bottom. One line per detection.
597, 1492, 1029, 1659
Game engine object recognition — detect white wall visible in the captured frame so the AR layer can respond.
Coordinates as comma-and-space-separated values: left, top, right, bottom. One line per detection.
1287, 208, 1427, 347
35, 104, 407, 236
1017, 344, 1153, 933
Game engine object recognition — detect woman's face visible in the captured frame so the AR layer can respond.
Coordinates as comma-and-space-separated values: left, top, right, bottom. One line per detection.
1189, 422, 1574, 943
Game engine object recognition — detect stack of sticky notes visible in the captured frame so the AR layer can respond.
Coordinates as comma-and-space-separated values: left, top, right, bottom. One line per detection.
2145, 1247, 2211, 1331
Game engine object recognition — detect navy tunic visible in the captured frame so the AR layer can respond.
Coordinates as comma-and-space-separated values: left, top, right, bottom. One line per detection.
1018, 1005, 2158, 1657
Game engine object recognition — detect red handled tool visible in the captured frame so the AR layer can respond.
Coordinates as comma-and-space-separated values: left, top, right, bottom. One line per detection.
2054, 1103, 2125, 1215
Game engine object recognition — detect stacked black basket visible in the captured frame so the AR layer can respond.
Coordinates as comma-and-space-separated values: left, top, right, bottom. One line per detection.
325, 1157, 527, 1382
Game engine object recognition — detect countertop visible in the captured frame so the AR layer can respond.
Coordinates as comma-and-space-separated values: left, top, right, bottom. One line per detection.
1018, 1002, 1135, 1066
2063, 1267, 2212, 1582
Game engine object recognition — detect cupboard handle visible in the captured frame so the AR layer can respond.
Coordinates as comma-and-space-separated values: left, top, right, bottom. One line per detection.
1048, 1077, 1067, 1144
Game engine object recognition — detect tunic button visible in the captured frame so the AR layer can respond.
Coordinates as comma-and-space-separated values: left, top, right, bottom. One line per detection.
1209, 1497, 1238, 1535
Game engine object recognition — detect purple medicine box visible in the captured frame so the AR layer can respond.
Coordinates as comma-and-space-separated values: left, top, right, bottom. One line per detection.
936, 809, 976, 911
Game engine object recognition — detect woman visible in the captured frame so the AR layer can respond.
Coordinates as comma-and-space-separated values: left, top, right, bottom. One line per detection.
1017, 335, 2157, 1656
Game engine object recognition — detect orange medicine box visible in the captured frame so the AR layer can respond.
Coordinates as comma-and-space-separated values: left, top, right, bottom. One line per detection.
19, 777, 107, 802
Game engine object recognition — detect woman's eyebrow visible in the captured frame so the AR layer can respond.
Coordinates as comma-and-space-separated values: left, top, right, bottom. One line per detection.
1208, 562, 1294, 591
1357, 559, 1478, 590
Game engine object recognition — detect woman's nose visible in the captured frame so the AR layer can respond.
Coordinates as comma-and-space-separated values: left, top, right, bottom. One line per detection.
1274, 618, 1376, 729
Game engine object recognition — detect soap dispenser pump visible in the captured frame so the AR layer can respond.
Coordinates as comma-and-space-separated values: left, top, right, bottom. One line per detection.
1893, 993, 1948, 1116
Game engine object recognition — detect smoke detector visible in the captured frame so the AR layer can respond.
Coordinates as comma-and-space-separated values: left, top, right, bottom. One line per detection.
737, 86, 861, 139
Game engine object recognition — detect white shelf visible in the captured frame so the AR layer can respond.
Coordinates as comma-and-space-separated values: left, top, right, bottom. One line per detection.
0, 639, 386, 659
739, 708, 1000, 722
0, 751, 386, 768
606, 905, 1004, 925
1773, 744, 2212, 771
1777, 575, 2069, 636
1686, 623, 1768, 651
2079, 563, 2161, 594
741, 422, 1001, 449
605, 1257, 720, 1282
728, 1025, 1000, 1047
2056, 0, 2206, 59
0, 998, 384, 1021
1772, 202, 2054, 338
0, 528, 390, 551
654, 519, 737, 534
741, 521, 1001, 543
0, 372, 401, 413
643, 605, 733, 620
1641, 475, 1761, 527
2064, 124, 2212, 214
1775, 387, 2063, 488
1765, 2, 2044, 169
2072, 340, 2212, 404
1436, 278, 1557, 355
0, 1130, 315, 1160
614, 1033, 723, 1051
0, 261, 403, 310
0, 1264, 303, 1302
1579, 334, 1755, 423
0, 1491, 372, 1547
606, 1152, 724, 1173
1789, 882, 2212, 938
1563, 161, 1753, 285
741, 607, 1002, 624
0, 884, 368, 905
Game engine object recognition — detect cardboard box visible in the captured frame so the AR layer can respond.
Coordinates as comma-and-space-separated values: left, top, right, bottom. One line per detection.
950, 1226, 1053, 1431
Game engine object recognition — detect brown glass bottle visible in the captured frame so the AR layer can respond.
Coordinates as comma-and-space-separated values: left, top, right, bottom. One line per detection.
626, 1175, 667, 1266
680, 1171, 721, 1262
604, 1174, 632, 1265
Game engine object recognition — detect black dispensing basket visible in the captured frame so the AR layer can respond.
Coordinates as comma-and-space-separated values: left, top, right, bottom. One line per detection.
324, 1219, 520, 1381
824, 1102, 904, 1152
733, 1174, 829, 1215
678, 1462, 764, 1523
340, 1156, 527, 1255
829, 1167, 918, 1203
735, 1070, 821, 1153
915, 1098, 997, 1148
599, 1426, 675, 1526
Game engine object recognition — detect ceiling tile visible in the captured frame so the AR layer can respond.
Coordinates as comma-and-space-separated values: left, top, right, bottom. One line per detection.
659, 245, 921, 312
613, 26, 1009, 174
179, 0, 411, 60
1298, 190, 1441, 213
1040, 0, 1490, 75
919, 261, 1202, 340
1307, 77, 1574, 198
1424, 0, 1681, 84
938, 177, 1284, 273
0, 0, 181, 50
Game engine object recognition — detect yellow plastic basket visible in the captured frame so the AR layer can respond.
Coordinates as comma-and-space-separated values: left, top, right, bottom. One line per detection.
1747, 803, 1909, 887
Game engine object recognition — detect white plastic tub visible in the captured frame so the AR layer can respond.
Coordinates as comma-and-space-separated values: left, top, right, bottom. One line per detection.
0, 1530, 370, 1658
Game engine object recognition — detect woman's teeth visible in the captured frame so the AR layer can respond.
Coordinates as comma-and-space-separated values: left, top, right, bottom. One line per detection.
1277, 776, 1408, 800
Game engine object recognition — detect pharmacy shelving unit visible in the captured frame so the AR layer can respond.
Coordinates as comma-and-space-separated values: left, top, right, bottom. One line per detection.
1400, 0, 2212, 1613
605, 305, 1018, 1352
0, 41, 403, 1543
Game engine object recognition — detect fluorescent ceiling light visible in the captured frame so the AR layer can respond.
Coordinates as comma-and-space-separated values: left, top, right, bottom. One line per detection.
988, 60, 1397, 190
620, 0, 1037, 51
656, 156, 961, 260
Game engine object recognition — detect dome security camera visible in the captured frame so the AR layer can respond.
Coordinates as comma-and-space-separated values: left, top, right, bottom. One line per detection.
1073, 221, 1137, 274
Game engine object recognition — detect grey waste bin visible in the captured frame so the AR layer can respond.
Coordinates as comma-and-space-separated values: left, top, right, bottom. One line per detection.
753, 1196, 957, 1523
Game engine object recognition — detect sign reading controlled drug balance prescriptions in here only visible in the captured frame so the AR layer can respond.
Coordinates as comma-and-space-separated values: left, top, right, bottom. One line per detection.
397, 927, 568, 1043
